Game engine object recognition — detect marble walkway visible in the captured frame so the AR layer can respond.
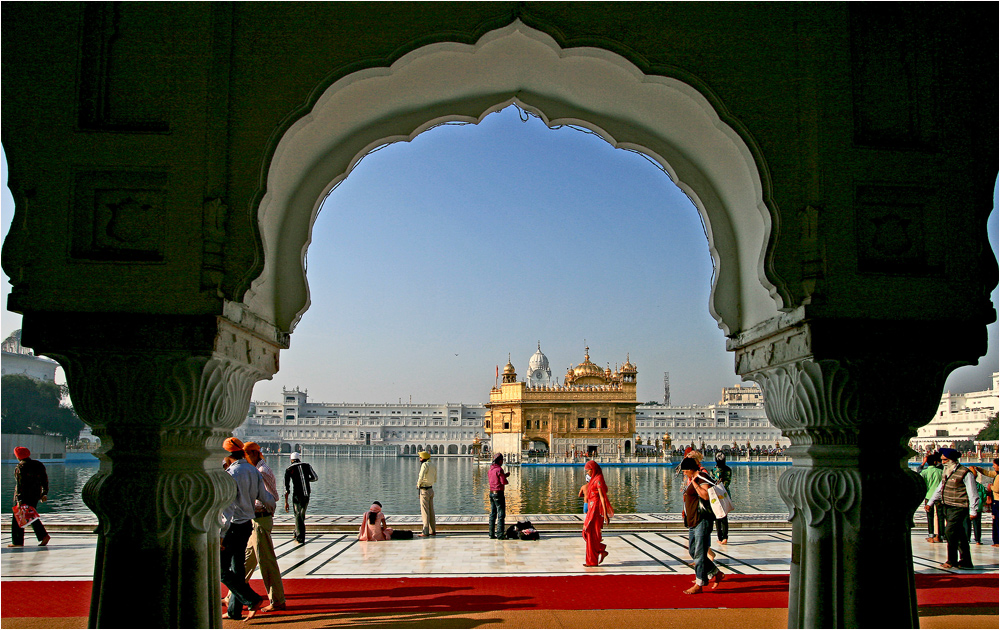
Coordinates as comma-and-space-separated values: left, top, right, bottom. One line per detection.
2, 519, 997, 581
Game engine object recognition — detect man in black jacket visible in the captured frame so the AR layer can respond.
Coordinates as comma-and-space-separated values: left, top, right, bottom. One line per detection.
284, 452, 318, 544
8, 446, 50, 547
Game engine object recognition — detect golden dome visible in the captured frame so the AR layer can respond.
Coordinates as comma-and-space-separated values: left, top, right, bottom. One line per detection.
621, 353, 637, 373
572, 347, 605, 379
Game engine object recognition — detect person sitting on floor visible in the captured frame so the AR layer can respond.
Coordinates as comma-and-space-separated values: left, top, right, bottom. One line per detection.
358, 501, 394, 541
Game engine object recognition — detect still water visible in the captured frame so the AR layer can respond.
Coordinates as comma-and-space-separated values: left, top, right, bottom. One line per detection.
1, 457, 791, 517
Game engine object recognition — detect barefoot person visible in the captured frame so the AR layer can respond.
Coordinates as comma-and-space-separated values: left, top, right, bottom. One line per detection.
242, 442, 286, 612
8, 447, 50, 548
580, 460, 613, 567
416, 451, 437, 537
284, 452, 318, 544
221, 437, 275, 621
680, 457, 724, 594
358, 501, 394, 541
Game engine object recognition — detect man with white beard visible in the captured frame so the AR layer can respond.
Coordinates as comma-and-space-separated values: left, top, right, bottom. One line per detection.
925, 447, 979, 569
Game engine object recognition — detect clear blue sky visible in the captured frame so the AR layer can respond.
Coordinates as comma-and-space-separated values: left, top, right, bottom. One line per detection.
2, 105, 998, 407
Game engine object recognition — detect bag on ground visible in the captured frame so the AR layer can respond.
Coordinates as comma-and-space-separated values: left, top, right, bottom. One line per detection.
514, 519, 533, 531
505, 524, 519, 539
390, 529, 413, 540
698, 473, 733, 518
518, 527, 540, 540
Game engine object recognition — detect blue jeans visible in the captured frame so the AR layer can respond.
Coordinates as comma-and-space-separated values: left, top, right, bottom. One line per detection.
221, 520, 262, 619
688, 518, 718, 586
489, 492, 506, 538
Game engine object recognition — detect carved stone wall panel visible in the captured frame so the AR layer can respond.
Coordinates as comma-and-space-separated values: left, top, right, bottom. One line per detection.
71, 171, 168, 262
78, 2, 171, 132
855, 184, 941, 275
849, 4, 938, 149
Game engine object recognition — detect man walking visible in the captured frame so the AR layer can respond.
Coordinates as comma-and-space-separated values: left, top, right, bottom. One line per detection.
8, 447, 50, 547
221, 437, 275, 621
488, 453, 510, 539
416, 451, 437, 537
926, 447, 979, 569
284, 451, 318, 544
242, 442, 286, 612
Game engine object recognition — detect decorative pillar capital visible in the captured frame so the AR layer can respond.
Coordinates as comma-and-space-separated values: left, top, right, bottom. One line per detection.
18, 305, 286, 628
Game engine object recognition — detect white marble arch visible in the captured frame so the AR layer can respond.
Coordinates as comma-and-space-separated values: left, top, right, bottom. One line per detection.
245, 20, 785, 338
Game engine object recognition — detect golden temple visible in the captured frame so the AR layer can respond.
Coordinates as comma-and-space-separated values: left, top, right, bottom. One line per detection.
485, 346, 638, 459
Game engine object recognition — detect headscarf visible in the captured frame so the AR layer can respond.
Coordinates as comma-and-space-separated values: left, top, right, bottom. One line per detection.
367, 502, 382, 524
583, 460, 614, 519
492, 453, 504, 466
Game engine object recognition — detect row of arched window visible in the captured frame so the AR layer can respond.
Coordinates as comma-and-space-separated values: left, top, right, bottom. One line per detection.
401, 444, 465, 455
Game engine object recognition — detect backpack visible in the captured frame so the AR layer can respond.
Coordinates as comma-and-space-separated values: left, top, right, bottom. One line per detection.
514, 519, 533, 531
505, 524, 519, 540
697, 473, 733, 518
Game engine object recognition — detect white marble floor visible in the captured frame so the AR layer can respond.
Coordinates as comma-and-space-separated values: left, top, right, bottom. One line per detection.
2, 529, 996, 582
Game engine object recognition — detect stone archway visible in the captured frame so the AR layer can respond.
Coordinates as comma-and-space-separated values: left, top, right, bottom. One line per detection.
245, 21, 785, 341
242, 22, 962, 630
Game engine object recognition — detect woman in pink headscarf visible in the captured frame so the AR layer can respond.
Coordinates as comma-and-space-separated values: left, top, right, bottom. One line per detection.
579, 460, 614, 566
358, 502, 394, 541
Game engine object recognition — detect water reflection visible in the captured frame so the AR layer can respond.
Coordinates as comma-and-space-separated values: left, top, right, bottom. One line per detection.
2, 457, 791, 516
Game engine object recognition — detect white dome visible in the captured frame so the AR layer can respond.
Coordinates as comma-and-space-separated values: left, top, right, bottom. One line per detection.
528, 342, 550, 372
526, 342, 552, 386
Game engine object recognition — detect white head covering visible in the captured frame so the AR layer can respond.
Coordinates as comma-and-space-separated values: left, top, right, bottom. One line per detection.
290, 451, 301, 461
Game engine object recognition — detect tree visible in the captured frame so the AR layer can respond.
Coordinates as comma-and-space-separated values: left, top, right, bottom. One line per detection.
1, 374, 84, 440
976, 413, 998, 441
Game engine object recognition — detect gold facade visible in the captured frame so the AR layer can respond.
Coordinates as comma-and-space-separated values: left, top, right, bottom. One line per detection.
486, 348, 638, 457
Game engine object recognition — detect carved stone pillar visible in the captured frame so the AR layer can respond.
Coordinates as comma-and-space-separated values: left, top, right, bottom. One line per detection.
733, 315, 983, 628
21, 309, 283, 629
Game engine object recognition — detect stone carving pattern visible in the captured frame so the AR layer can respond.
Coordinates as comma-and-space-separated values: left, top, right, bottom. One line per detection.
778, 467, 861, 529
749, 359, 859, 446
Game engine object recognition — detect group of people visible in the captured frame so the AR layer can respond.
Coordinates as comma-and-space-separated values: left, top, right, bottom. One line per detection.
218, 438, 317, 621
918, 448, 998, 570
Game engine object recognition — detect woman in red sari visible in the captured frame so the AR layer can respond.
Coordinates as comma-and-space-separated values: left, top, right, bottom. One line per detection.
579, 460, 614, 566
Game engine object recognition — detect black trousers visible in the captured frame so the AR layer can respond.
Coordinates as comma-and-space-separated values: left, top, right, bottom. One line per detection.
716, 515, 729, 542
942, 504, 974, 568
292, 496, 310, 542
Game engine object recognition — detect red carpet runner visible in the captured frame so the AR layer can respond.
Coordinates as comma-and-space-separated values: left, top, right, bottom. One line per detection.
2, 574, 997, 618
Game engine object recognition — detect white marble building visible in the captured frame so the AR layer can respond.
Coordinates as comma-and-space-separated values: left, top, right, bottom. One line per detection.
635, 383, 788, 451
911, 372, 999, 449
1, 330, 59, 382
236, 387, 487, 456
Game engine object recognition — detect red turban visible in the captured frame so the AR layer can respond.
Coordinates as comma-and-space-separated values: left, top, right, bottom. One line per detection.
13, 447, 30, 460
223, 437, 244, 452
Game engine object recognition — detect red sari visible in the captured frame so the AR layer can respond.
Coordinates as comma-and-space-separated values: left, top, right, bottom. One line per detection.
581, 461, 614, 566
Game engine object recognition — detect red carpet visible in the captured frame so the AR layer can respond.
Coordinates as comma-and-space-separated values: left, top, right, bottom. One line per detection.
2, 574, 996, 618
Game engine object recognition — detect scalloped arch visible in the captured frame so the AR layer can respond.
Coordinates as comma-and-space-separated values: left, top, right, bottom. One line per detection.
244, 21, 786, 337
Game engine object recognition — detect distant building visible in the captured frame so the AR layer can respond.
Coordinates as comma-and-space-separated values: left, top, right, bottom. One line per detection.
636, 383, 787, 451
911, 372, 1000, 450
486, 346, 638, 458
1, 329, 59, 382
236, 387, 487, 456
